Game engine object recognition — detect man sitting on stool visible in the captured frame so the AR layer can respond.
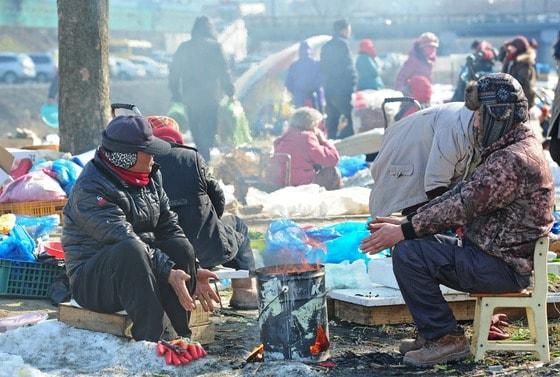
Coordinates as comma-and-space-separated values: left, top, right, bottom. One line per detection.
361, 73, 554, 367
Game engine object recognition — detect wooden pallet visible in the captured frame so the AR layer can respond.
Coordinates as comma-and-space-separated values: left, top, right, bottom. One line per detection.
328, 291, 560, 326
58, 302, 214, 344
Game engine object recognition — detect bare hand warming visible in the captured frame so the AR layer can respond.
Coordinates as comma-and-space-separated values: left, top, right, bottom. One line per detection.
361, 222, 405, 255
168, 269, 196, 311
195, 269, 221, 312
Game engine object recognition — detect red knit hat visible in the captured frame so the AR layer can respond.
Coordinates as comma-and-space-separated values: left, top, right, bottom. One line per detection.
359, 39, 376, 58
146, 116, 184, 145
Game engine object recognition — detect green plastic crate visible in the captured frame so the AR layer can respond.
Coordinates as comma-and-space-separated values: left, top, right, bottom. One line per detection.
0, 259, 64, 298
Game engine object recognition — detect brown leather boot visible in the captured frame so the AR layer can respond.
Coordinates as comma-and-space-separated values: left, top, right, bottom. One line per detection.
403, 334, 470, 368
229, 277, 258, 310
399, 334, 426, 354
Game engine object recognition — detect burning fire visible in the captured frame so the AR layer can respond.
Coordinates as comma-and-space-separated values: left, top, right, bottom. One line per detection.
309, 325, 329, 355
246, 344, 264, 363
257, 263, 321, 275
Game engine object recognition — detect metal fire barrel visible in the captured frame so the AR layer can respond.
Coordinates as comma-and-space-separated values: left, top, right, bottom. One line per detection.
256, 264, 329, 361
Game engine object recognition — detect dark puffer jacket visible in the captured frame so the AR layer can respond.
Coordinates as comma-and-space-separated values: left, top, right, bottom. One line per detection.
62, 150, 185, 285
155, 144, 239, 268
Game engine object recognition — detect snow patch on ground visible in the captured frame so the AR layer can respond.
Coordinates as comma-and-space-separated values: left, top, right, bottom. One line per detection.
0, 319, 320, 376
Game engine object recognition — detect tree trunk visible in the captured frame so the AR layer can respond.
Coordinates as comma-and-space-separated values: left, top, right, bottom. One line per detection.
58, 0, 110, 154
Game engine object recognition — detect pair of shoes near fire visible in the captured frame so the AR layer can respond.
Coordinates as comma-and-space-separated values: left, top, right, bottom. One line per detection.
400, 334, 470, 368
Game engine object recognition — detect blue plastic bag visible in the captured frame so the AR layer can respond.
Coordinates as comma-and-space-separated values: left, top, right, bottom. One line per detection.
263, 220, 383, 266
263, 220, 326, 266
51, 159, 82, 195
0, 225, 36, 262
337, 155, 368, 178
16, 215, 60, 240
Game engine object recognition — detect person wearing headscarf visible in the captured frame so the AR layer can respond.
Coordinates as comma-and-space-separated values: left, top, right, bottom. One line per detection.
169, 16, 234, 161
271, 107, 341, 190
501, 36, 537, 108
146, 115, 257, 309
394, 32, 439, 93
62, 115, 220, 342
285, 41, 324, 111
355, 38, 384, 90
362, 73, 553, 367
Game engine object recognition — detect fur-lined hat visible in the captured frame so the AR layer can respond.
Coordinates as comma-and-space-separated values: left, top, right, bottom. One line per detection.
464, 73, 528, 124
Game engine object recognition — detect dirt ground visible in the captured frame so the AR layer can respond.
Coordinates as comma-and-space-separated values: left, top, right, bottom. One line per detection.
2, 290, 560, 377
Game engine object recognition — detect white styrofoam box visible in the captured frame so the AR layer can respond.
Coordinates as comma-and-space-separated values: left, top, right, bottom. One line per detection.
367, 257, 464, 294
549, 263, 560, 276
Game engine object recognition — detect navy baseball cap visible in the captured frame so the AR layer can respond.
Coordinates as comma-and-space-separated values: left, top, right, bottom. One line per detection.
101, 115, 171, 155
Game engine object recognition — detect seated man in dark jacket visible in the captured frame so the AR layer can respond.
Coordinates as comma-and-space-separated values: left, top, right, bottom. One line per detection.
62, 115, 219, 342
361, 73, 554, 367
147, 116, 257, 309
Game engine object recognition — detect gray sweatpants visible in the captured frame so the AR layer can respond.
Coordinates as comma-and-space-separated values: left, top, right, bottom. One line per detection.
392, 235, 531, 340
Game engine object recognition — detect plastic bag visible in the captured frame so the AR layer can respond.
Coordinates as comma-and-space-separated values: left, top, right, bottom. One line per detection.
0, 214, 16, 235
338, 155, 368, 178
51, 159, 82, 195
0, 225, 36, 262
325, 260, 375, 289
217, 98, 253, 147
168, 102, 188, 132
16, 215, 60, 240
263, 220, 384, 266
32, 159, 82, 195
263, 220, 326, 266
0, 171, 67, 203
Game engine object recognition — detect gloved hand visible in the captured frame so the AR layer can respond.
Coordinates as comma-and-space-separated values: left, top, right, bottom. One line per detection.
156, 339, 208, 366
488, 313, 510, 340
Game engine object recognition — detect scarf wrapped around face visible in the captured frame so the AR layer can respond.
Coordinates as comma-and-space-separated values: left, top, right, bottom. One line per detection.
464, 73, 528, 148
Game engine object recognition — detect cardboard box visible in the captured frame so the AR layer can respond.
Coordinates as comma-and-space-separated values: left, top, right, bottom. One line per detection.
0, 146, 66, 173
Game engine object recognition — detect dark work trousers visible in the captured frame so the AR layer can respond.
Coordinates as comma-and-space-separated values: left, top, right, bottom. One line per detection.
392, 235, 531, 340
71, 237, 197, 341
221, 215, 255, 272
185, 99, 219, 161
325, 93, 354, 139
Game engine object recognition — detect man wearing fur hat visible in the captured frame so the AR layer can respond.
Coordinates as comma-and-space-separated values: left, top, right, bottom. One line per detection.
361, 73, 554, 367
62, 116, 220, 342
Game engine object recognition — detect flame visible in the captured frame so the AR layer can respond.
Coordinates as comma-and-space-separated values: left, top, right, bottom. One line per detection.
246, 343, 264, 363
309, 325, 329, 355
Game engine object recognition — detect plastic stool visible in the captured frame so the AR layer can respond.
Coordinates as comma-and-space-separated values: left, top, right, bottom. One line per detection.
470, 237, 550, 362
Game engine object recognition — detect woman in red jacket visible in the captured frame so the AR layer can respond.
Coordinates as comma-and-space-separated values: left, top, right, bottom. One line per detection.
271, 107, 341, 190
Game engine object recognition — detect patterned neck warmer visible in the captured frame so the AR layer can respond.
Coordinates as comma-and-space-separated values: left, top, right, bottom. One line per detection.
104, 150, 137, 169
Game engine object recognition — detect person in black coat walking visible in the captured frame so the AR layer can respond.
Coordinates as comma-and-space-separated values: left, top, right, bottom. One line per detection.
320, 19, 356, 139
169, 16, 234, 161
148, 116, 257, 309
62, 116, 219, 341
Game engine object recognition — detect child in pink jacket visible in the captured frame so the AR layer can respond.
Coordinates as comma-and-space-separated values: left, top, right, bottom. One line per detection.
271, 107, 341, 190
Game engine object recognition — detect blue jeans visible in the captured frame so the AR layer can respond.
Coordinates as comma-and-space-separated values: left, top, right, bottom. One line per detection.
392, 235, 530, 340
